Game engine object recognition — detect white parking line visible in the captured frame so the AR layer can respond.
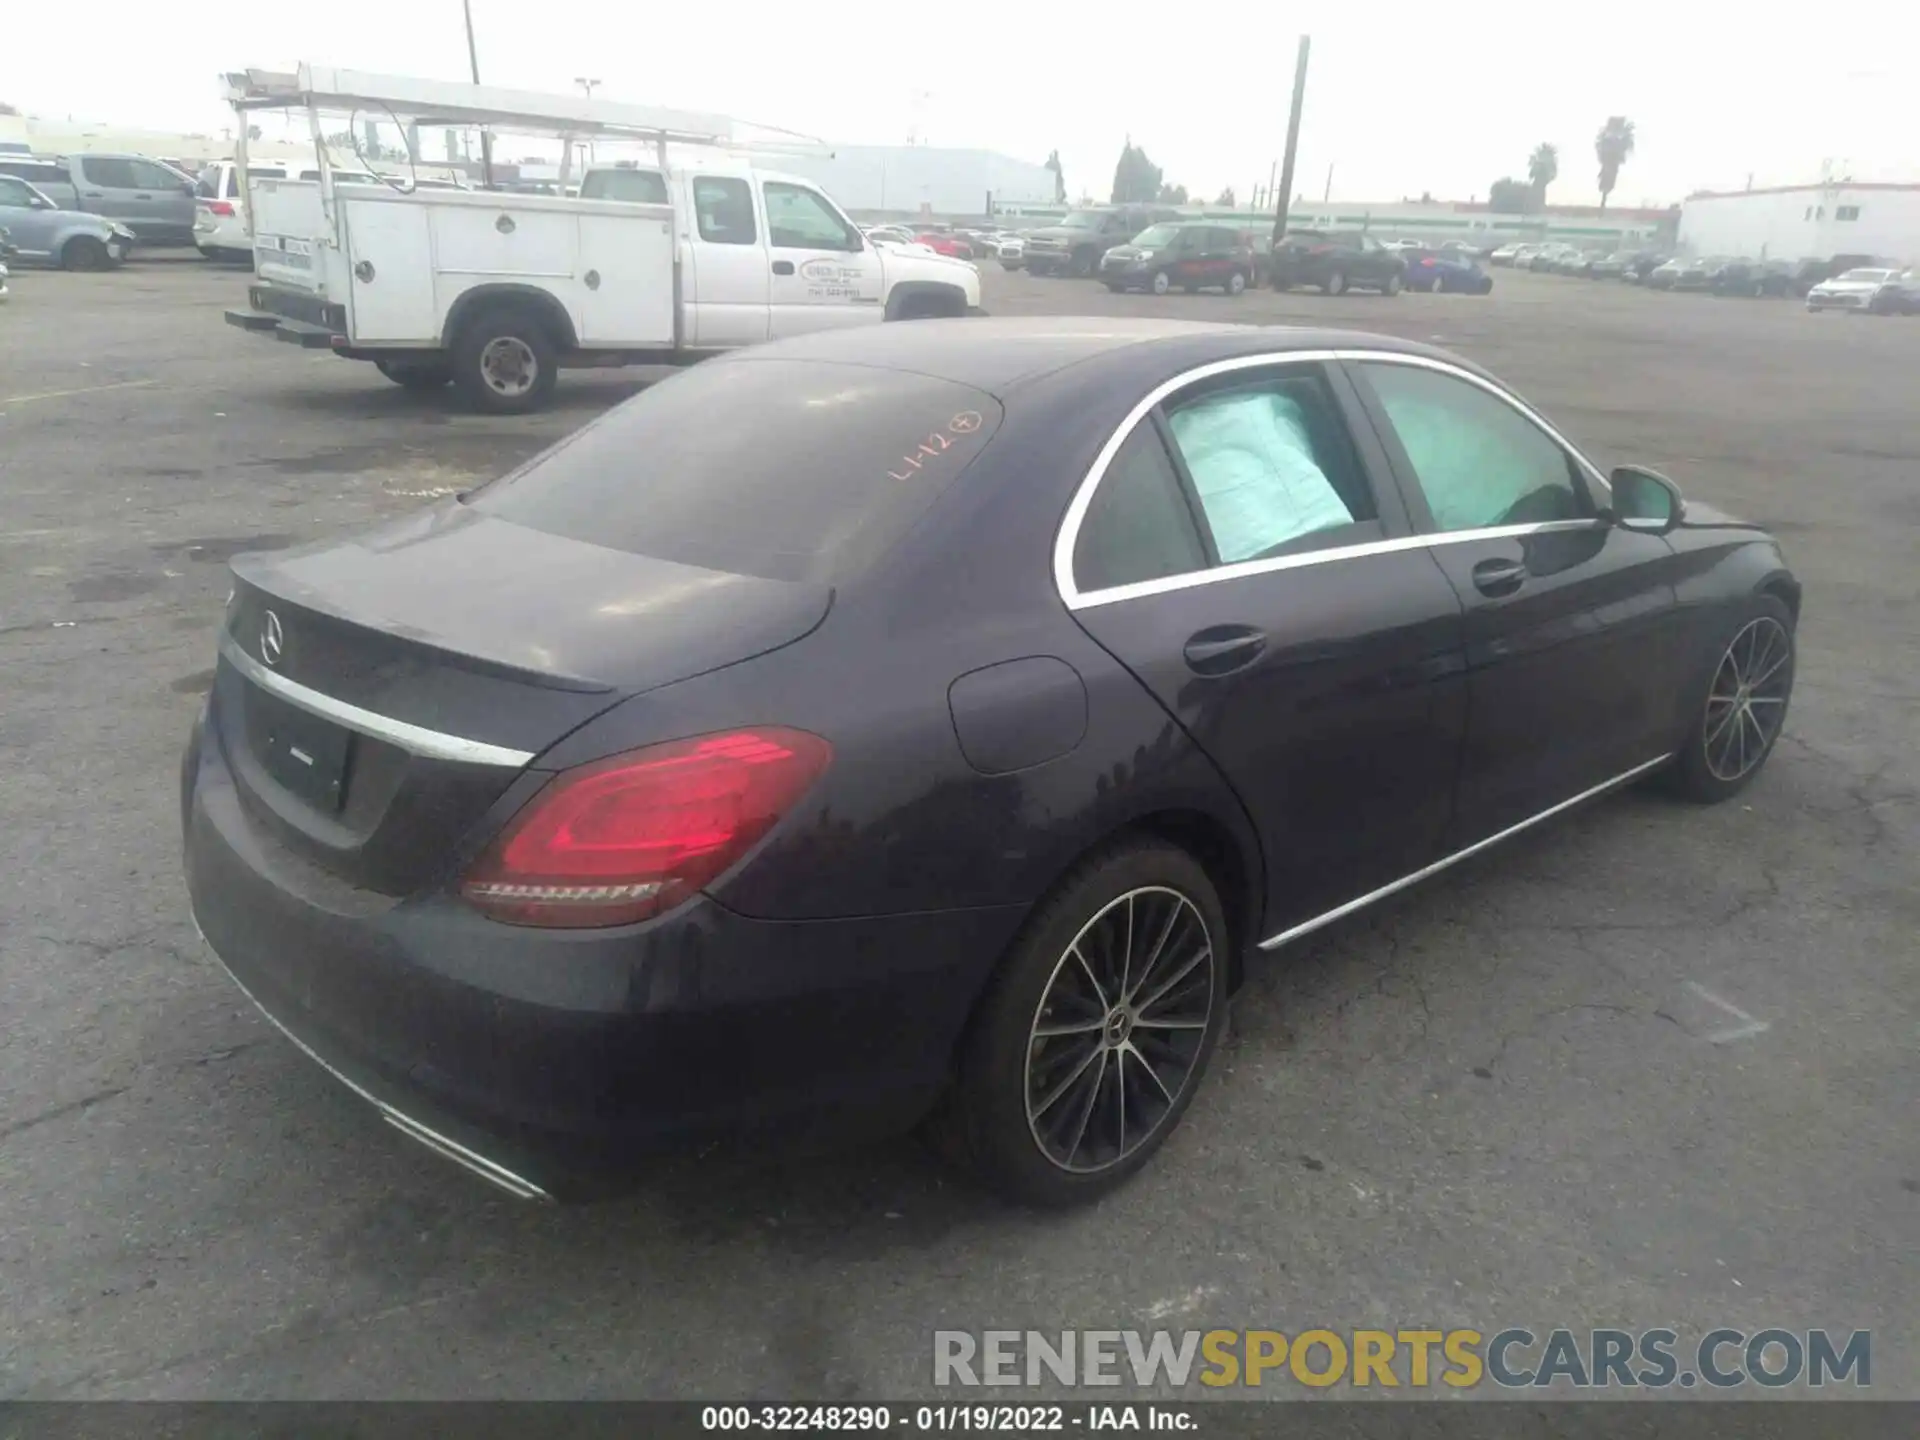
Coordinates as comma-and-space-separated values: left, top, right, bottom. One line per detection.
1684, 981, 1772, 1044
0, 378, 155, 406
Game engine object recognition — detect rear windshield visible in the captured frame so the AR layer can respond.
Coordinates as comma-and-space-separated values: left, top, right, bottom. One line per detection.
581, 169, 669, 204
469, 360, 1004, 582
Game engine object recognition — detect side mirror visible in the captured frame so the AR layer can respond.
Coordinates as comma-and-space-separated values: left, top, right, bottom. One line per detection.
30, 195, 52, 210
1608, 465, 1685, 535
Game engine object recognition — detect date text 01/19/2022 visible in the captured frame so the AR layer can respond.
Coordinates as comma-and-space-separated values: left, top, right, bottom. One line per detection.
700, 1404, 1196, 1431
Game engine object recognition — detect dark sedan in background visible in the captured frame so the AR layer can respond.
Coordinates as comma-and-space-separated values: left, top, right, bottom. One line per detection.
1401, 247, 1494, 293
1269, 229, 1407, 295
182, 318, 1801, 1208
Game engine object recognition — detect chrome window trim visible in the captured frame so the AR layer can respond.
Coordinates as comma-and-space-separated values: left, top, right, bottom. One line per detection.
218, 633, 536, 769
1054, 346, 1612, 613
1258, 752, 1673, 951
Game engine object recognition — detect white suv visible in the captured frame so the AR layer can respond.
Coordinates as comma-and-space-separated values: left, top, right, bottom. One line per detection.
192, 160, 287, 262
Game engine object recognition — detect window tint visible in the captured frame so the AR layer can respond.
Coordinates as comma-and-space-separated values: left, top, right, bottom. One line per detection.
1835, 205, 1861, 222
470, 361, 1000, 583
129, 159, 184, 189
1073, 427, 1207, 592
1163, 371, 1375, 564
580, 168, 669, 204
0, 176, 35, 207
763, 182, 856, 251
79, 156, 138, 189
1361, 362, 1587, 532
693, 176, 756, 245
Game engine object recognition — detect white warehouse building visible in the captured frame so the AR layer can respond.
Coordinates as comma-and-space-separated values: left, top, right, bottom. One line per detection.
1678, 183, 1920, 262
768, 144, 1056, 218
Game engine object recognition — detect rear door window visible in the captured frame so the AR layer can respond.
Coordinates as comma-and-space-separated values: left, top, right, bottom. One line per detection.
693, 176, 756, 245
469, 360, 1002, 582
78, 156, 138, 189
1073, 427, 1209, 592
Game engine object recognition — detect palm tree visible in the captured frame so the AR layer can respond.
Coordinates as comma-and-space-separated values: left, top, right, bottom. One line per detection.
1528, 143, 1559, 202
1595, 117, 1636, 210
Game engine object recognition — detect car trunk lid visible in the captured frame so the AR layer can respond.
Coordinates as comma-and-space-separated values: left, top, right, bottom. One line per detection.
212, 504, 831, 895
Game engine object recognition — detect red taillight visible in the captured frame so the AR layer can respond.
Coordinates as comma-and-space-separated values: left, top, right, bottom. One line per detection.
206, 200, 236, 217
1419, 257, 1436, 267
462, 727, 832, 928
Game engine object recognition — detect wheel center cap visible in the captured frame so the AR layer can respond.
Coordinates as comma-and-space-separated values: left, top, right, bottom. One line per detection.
1105, 1010, 1133, 1047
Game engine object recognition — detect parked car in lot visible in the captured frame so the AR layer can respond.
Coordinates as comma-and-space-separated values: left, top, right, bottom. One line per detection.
916, 231, 976, 260
1269, 229, 1406, 295
193, 159, 290, 262
1805, 266, 1914, 314
1587, 251, 1634, 278
0, 228, 12, 301
0, 152, 197, 245
0, 174, 135, 270
1023, 205, 1179, 277
182, 316, 1802, 1206
1528, 245, 1581, 272
1644, 257, 1686, 290
1709, 259, 1795, 298
994, 233, 1028, 270
1401, 246, 1494, 294
1619, 252, 1670, 283
1100, 222, 1255, 295
1667, 257, 1726, 292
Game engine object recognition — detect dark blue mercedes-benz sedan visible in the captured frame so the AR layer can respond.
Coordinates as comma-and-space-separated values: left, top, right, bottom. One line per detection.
182, 317, 1800, 1206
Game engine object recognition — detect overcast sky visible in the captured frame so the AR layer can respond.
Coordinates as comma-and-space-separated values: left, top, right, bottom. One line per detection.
6, 5, 1915, 206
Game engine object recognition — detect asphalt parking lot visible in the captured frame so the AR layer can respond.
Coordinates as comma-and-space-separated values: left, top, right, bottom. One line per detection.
2, 255, 1915, 1401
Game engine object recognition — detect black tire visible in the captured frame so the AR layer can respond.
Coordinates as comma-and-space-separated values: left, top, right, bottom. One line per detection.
1104, 281, 1124, 293
451, 307, 559, 414
1151, 270, 1171, 296
1226, 269, 1247, 297
1383, 271, 1404, 296
1322, 268, 1347, 296
62, 235, 111, 272
935, 839, 1230, 1207
1661, 595, 1796, 804
376, 359, 454, 391
1070, 248, 1097, 278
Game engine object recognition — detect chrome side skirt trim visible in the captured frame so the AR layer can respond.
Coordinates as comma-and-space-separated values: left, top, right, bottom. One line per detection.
194, 921, 553, 1201
218, 633, 535, 769
1257, 753, 1673, 951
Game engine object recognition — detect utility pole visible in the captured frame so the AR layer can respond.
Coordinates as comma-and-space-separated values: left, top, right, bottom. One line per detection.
1323, 163, 1334, 202
1269, 34, 1311, 280
575, 78, 601, 168
462, 0, 495, 188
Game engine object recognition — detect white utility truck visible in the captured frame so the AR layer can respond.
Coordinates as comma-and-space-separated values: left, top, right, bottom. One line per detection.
220, 67, 983, 412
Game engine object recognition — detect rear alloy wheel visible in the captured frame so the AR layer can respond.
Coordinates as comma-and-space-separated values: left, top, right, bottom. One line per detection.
1151, 270, 1171, 295
452, 308, 558, 414
1384, 272, 1404, 296
938, 841, 1228, 1206
1322, 269, 1348, 296
1663, 596, 1795, 803
1227, 269, 1247, 297
62, 235, 111, 272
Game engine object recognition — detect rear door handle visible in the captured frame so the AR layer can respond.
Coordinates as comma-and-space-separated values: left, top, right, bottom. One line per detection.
1472, 557, 1527, 597
1183, 626, 1267, 676
772, 260, 795, 275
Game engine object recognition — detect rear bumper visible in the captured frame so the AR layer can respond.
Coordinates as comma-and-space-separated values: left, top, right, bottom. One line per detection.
181, 706, 1024, 1200
227, 283, 348, 347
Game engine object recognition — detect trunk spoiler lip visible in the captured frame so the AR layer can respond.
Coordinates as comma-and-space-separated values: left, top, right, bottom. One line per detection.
217, 632, 537, 769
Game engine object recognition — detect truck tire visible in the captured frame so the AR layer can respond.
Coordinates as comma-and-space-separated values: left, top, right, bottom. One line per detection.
376, 359, 454, 392
62, 236, 111, 272
1070, 248, 1097, 278
451, 306, 558, 414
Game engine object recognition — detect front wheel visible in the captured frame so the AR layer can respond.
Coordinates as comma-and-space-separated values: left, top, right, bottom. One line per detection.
1662, 596, 1796, 803
936, 840, 1229, 1207
1151, 270, 1171, 295
451, 309, 558, 414
62, 236, 111, 272
1226, 269, 1247, 297
1070, 248, 1097, 278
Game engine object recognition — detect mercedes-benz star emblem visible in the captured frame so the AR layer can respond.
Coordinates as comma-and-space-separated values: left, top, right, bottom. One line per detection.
261, 610, 285, 667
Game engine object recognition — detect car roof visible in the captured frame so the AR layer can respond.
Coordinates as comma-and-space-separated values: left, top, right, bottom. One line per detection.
715, 316, 1485, 397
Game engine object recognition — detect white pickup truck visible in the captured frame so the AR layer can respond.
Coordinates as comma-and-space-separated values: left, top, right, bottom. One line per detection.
220, 67, 983, 412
